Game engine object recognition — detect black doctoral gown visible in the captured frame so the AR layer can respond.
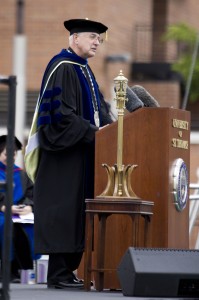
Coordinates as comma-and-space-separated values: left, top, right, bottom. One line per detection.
33, 50, 112, 254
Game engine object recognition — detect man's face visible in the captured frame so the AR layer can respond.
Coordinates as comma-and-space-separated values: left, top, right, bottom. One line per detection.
0, 148, 17, 165
74, 32, 103, 59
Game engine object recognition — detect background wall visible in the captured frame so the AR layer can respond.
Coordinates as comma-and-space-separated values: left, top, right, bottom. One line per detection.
0, 0, 199, 183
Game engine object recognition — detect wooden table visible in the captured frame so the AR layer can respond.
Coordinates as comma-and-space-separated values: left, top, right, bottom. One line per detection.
84, 197, 154, 291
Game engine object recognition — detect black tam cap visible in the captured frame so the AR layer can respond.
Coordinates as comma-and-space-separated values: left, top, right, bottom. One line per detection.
64, 18, 108, 35
0, 135, 22, 152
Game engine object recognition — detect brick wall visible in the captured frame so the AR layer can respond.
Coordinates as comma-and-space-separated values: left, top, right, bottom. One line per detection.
1, 0, 199, 99
1, 0, 199, 195
1, 0, 153, 95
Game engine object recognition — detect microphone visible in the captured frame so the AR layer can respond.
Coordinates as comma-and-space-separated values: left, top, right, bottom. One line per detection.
125, 86, 144, 112
131, 85, 160, 107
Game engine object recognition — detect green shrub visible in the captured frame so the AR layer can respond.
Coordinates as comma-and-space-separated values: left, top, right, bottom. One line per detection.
164, 23, 199, 102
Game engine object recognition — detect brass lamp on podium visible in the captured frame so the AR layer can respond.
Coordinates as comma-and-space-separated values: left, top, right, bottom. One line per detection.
98, 70, 139, 199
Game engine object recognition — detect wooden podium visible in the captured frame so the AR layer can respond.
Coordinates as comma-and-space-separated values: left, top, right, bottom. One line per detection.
92, 107, 190, 289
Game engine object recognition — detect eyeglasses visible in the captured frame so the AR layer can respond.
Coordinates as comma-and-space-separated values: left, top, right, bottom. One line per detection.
89, 33, 104, 44
77, 32, 103, 44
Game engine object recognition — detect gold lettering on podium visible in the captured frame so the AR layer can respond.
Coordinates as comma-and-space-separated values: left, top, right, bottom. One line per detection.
172, 138, 188, 149
172, 119, 189, 150
172, 119, 189, 130
178, 131, 182, 138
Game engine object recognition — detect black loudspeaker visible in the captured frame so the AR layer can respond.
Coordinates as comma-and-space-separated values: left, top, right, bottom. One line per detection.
117, 247, 199, 297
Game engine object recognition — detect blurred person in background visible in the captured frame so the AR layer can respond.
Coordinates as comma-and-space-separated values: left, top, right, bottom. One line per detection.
0, 135, 40, 283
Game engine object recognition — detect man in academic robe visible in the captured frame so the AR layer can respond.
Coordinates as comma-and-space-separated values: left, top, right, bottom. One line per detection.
28, 18, 112, 289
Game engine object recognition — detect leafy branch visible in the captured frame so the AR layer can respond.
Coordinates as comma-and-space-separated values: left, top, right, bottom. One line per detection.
164, 23, 199, 102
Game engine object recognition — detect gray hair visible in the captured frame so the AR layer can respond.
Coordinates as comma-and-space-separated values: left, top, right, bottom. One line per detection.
69, 34, 74, 45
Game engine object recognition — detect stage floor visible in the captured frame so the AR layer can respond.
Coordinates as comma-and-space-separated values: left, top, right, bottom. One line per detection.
0, 283, 197, 300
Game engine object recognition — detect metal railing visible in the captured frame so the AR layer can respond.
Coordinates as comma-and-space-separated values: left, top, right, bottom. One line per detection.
189, 183, 199, 249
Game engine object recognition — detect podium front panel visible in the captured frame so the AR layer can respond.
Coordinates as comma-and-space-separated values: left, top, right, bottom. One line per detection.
94, 107, 190, 289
